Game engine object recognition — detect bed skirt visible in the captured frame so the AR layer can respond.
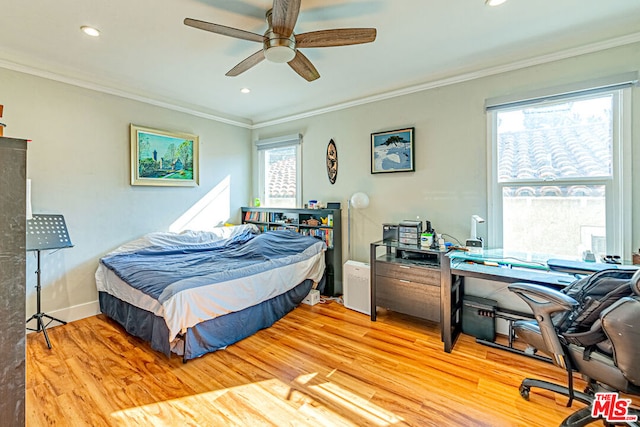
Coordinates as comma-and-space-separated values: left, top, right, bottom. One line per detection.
98, 278, 317, 361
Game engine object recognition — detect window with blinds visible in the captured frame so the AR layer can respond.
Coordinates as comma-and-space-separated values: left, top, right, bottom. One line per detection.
486, 75, 634, 259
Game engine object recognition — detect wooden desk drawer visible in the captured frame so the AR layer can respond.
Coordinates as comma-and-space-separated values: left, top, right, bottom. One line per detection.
376, 261, 440, 286
375, 276, 440, 322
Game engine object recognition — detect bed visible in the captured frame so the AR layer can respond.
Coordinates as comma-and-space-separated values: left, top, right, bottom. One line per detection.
95, 224, 326, 361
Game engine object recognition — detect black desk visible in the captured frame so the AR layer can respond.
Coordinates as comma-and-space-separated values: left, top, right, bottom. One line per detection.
444, 251, 637, 353
370, 243, 637, 354
370, 243, 579, 353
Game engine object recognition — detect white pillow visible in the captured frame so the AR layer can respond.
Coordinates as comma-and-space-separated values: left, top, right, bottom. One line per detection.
109, 224, 259, 255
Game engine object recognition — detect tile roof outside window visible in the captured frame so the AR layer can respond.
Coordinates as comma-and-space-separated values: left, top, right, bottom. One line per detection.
497, 100, 611, 199
268, 156, 297, 198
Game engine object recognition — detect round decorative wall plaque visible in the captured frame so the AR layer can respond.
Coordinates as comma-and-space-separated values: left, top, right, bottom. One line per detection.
326, 139, 338, 184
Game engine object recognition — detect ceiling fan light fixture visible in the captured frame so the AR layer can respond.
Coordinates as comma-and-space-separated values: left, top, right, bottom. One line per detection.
263, 32, 296, 63
264, 46, 296, 63
485, 0, 508, 6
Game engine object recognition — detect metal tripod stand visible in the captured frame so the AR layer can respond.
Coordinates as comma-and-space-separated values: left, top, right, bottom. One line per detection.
26, 249, 67, 348
26, 214, 73, 349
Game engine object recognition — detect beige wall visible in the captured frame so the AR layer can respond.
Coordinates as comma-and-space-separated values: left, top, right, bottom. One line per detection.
2, 41, 638, 324
252, 42, 640, 265
0, 67, 252, 322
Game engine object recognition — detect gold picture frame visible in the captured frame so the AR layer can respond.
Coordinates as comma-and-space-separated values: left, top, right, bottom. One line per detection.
130, 124, 199, 187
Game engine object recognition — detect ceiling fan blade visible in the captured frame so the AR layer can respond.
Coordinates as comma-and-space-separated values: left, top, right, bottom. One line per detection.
288, 51, 320, 82
184, 18, 265, 43
226, 50, 266, 77
296, 28, 377, 48
271, 0, 301, 37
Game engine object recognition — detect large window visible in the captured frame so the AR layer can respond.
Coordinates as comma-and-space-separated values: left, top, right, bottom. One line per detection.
256, 134, 302, 208
487, 78, 633, 260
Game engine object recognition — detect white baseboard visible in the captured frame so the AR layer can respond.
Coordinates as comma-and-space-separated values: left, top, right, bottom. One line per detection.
26, 300, 100, 333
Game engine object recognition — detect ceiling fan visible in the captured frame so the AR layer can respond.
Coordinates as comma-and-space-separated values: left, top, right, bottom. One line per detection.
184, 0, 377, 82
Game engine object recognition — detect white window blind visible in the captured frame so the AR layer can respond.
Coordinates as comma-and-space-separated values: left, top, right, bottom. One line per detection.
255, 134, 302, 150
485, 72, 637, 110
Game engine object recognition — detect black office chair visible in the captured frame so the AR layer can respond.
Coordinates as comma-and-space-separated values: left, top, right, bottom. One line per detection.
508, 269, 640, 427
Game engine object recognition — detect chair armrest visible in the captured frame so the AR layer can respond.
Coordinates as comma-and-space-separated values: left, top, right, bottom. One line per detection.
508, 282, 578, 314
631, 269, 640, 296
508, 282, 579, 362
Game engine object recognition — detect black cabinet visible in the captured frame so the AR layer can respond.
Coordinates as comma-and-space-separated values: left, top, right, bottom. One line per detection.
0, 137, 27, 425
370, 241, 462, 353
241, 207, 342, 296
374, 259, 441, 322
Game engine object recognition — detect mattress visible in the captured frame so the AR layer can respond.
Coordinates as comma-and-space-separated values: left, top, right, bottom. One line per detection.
95, 225, 326, 354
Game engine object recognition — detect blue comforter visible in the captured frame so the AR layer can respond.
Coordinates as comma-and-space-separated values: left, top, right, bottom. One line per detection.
100, 230, 325, 304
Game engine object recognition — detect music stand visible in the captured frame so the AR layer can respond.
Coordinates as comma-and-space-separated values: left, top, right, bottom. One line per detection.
26, 214, 73, 349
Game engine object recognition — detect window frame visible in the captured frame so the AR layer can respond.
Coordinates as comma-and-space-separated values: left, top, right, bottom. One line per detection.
486, 85, 632, 259
255, 134, 302, 208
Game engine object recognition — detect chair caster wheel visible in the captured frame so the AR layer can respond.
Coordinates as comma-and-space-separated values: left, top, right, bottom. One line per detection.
583, 385, 595, 397
519, 384, 530, 400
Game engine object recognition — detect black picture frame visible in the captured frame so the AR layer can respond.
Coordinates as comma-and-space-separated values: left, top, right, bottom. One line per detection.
370, 127, 415, 174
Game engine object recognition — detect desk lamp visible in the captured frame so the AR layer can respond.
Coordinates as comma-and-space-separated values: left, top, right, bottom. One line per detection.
466, 214, 485, 253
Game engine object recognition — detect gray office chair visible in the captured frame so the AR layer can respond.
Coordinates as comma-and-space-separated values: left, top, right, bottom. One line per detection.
508, 269, 640, 427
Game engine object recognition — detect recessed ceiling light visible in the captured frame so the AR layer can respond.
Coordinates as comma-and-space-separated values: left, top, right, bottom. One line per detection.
485, 0, 508, 6
240, 88, 251, 94
81, 26, 101, 37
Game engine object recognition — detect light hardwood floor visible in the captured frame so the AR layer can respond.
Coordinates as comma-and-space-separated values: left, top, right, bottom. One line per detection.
27, 301, 590, 426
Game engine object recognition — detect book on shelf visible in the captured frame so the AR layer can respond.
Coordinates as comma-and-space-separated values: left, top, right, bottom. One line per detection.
299, 228, 333, 249
242, 208, 334, 247
270, 225, 298, 232
244, 211, 268, 222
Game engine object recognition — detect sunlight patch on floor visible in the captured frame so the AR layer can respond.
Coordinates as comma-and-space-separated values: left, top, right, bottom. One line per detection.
110, 388, 229, 425
110, 375, 405, 426
295, 372, 405, 426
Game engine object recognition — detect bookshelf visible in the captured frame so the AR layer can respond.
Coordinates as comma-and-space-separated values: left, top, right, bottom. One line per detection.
241, 207, 342, 296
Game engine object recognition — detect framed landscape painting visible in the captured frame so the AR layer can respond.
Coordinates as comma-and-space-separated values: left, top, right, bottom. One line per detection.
371, 127, 415, 174
130, 124, 199, 186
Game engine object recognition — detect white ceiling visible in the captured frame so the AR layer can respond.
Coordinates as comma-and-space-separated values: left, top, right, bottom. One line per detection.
2, 0, 640, 127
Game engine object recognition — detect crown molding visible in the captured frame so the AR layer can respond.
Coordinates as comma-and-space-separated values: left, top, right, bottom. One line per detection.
252, 32, 640, 128
2, 31, 639, 131
0, 58, 253, 129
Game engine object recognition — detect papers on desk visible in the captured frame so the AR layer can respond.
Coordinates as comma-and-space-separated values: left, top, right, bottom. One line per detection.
547, 258, 637, 275
448, 250, 549, 271
448, 250, 638, 288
